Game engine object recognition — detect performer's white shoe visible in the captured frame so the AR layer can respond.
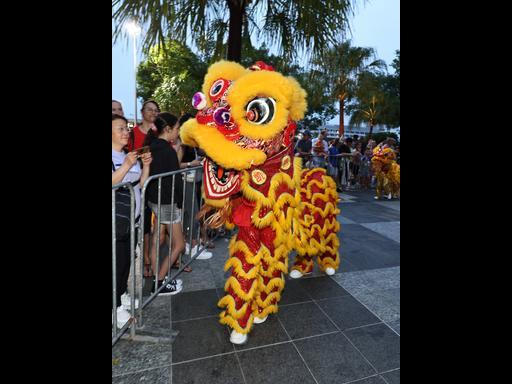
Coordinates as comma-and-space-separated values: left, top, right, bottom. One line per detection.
290, 270, 304, 279
253, 315, 268, 324
387, 193, 392, 200
230, 330, 248, 345
325, 267, 335, 276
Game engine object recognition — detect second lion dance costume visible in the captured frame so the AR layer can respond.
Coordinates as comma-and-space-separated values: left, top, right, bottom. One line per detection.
371, 145, 400, 200
180, 60, 341, 344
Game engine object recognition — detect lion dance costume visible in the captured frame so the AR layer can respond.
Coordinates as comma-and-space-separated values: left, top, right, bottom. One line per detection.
371, 145, 400, 200
180, 60, 340, 344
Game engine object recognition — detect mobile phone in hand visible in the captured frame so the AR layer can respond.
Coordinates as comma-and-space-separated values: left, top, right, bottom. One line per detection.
135, 146, 151, 156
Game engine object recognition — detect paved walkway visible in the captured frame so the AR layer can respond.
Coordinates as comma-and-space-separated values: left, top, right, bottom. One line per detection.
112, 190, 400, 384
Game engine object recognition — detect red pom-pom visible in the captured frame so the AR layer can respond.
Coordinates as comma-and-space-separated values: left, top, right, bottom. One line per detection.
249, 61, 275, 72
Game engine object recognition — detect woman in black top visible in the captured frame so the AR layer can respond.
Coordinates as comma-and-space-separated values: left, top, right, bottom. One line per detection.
143, 113, 184, 295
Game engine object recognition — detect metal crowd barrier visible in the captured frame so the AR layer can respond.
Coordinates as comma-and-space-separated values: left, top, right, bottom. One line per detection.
300, 154, 363, 190
112, 166, 208, 346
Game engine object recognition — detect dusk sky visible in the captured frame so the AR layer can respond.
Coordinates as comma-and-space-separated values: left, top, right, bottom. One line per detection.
112, 0, 400, 123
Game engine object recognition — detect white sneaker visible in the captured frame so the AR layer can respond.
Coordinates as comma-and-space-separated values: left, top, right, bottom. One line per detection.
121, 293, 139, 310
325, 267, 335, 276
374, 196, 379, 200
186, 244, 200, 256
112, 306, 131, 329
196, 249, 213, 260
253, 315, 268, 324
387, 193, 392, 200
186, 244, 213, 260
290, 270, 304, 279
230, 330, 248, 345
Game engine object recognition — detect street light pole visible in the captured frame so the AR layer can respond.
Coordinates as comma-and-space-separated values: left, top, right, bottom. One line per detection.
132, 33, 138, 127
126, 20, 141, 127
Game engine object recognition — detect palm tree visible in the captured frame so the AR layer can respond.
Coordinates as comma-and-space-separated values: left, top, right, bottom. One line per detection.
314, 40, 385, 137
112, 0, 357, 63
137, 39, 207, 114
347, 71, 386, 140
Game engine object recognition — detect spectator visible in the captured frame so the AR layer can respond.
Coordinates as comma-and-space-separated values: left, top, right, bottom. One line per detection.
128, 100, 160, 151
385, 137, 397, 149
112, 100, 124, 116
337, 137, 353, 190
127, 100, 161, 278
312, 130, 329, 154
328, 139, 340, 188
112, 114, 151, 327
351, 142, 363, 188
359, 147, 372, 189
338, 137, 353, 154
375, 137, 397, 151
144, 113, 185, 296
295, 130, 313, 163
312, 130, 329, 168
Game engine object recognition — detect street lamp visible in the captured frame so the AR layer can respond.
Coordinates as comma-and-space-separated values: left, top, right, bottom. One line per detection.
125, 20, 141, 127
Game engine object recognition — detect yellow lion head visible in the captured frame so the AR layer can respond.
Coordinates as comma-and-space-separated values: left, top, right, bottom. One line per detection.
180, 60, 307, 202
371, 146, 397, 172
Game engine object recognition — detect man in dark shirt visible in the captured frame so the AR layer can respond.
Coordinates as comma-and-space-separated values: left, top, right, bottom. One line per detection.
296, 130, 313, 160
338, 137, 353, 154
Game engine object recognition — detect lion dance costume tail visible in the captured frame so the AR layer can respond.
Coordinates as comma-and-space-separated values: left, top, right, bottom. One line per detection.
292, 167, 341, 276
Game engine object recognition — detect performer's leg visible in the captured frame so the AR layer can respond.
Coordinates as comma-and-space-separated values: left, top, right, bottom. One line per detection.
316, 224, 340, 275
218, 226, 261, 343
253, 226, 287, 322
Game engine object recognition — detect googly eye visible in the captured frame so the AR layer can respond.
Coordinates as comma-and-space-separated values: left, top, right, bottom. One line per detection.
192, 92, 207, 110
209, 79, 230, 102
213, 107, 231, 126
245, 97, 276, 125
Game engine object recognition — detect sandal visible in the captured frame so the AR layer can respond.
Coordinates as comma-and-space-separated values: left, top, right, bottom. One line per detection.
172, 263, 193, 273
201, 240, 215, 249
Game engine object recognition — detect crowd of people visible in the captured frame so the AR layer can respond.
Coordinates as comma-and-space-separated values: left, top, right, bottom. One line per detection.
295, 129, 400, 192
112, 99, 213, 329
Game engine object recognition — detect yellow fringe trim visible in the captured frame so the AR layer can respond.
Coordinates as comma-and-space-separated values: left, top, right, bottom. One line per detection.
224, 258, 260, 280
310, 190, 340, 205
298, 219, 340, 238
219, 311, 254, 334
301, 178, 336, 201
257, 275, 285, 294
228, 238, 264, 265
293, 157, 303, 186
217, 296, 252, 320
181, 121, 266, 170
291, 259, 314, 273
301, 167, 326, 181
300, 201, 340, 219
253, 304, 279, 319
255, 291, 281, 308
317, 255, 340, 271
225, 221, 235, 230
224, 276, 258, 302
259, 262, 287, 278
